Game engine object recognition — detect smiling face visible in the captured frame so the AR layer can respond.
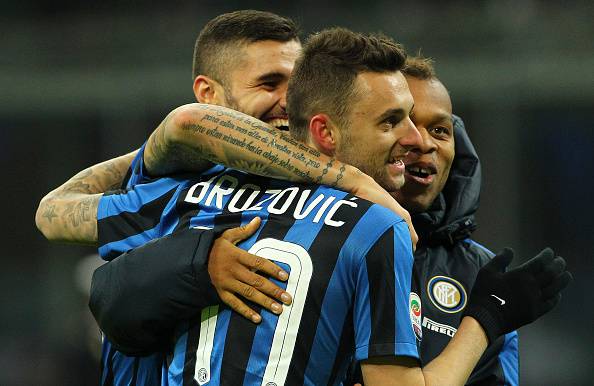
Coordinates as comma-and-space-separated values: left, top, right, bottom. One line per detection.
393, 75, 455, 213
334, 71, 422, 192
217, 39, 300, 130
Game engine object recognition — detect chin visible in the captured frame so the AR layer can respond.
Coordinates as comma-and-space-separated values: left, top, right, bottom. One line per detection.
394, 194, 431, 214
370, 172, 403, 193
407, 201, 432, 214
391, 175, 406, 191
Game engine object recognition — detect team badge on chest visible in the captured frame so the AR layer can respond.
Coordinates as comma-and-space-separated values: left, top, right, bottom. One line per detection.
427, 276, 467, 313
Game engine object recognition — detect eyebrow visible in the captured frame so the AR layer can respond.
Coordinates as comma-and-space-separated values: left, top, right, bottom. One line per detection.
429, 113, 453, 126
255, 71, 289, 84
376, 105, 413, 123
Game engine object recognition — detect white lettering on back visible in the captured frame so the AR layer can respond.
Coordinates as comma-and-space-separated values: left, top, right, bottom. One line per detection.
324, 199, 357, 227
293, 191, 325, 220
268, 187, 299, 214
184, 176, 217, 204
205, 175, 238, 208
183, 174, 359, 227
248, 189, 282, 211
312, 197, 336, 224
228, 184, 261, 213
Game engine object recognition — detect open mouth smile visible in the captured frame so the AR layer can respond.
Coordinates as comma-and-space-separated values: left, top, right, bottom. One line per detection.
405, 163, 437, 185
267, 118, 289, 131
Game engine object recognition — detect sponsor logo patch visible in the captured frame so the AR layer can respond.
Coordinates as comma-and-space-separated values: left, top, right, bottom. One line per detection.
409, 292, 423, 341
427, 276, 467, 313
422, 316, 457, 338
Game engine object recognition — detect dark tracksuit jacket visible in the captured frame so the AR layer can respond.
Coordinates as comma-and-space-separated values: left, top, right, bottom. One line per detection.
410, 116, 518, 385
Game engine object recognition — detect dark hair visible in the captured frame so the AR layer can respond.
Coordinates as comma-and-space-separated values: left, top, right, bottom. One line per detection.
402, 54, 436, 80
192, 10, 299, 83
287, 27, 407, 141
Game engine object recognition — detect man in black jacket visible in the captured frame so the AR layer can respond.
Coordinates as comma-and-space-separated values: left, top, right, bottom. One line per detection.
344, 56, 517, 385
394, 57, 519, 384
88, 56, 520, 385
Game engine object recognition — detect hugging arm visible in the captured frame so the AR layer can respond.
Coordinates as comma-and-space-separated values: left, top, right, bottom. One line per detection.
145, 103, 417, 243
35, 151, 137, 245
36, 103, 415, 246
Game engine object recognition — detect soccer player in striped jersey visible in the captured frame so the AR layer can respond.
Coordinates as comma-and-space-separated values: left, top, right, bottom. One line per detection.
91, 56, 522, 386
35, 11, 415, 385
34, 9, 312, 386
95, 28, 425, 385
37, 25, 572, 385
91, 27, 571, 385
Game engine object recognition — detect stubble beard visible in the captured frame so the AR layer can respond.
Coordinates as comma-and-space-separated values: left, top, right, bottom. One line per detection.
337, 144, 404, 193
223, 88, 242, 114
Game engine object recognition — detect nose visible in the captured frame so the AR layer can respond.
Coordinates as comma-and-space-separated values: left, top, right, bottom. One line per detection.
399, 117, 423, 151
279, 94, 287, 111
278, 84, 288, 111
410, 125, 438, 154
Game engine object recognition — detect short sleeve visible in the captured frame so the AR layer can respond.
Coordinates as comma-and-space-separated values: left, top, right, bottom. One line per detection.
125, 142, 155, 188
97, 177, 183, 259
353, 220, 419, 362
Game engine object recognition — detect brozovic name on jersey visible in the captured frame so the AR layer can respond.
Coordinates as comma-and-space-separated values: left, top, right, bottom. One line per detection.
183, 173, 359, 228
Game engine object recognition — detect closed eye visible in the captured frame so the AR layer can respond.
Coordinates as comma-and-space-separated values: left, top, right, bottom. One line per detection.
260, 81, 280, 90
255, 72, 288, 91
380, 114, 405, 131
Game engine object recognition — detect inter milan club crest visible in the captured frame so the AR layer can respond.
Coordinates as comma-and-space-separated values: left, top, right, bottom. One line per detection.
427, 276, 467, 313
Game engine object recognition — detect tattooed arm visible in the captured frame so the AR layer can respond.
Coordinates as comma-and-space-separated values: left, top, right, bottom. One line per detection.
147, 103, 364, 192
35, 151, 136, 245
145, 103, 417, 246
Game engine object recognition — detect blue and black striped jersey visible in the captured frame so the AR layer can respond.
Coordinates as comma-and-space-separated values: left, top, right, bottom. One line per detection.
98, 145, 167, 386
97, 162, 418, 385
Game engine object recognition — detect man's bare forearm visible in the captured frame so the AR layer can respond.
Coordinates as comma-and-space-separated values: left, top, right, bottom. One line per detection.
361, 317, 488, 386
35, 151, 137, 245
144, 103, 366, 191
420, 317, 488, 385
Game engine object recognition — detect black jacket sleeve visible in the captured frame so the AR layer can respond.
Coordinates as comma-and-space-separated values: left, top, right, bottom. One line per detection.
89, 228, 217, 356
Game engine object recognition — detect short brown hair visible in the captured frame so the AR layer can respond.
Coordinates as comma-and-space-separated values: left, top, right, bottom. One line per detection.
402, 55, 436, 80
287, 28, 407, 141
192, 10, 299, 83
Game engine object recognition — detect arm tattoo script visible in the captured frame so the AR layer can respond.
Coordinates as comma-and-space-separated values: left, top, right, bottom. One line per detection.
158, 103, 352, 189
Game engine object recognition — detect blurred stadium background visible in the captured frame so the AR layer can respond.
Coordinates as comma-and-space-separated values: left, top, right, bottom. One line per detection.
2, 1, 593, 385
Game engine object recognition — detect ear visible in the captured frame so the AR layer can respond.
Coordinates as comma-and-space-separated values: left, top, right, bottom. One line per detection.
309, 114, 338, 155
193, 75, 222, 104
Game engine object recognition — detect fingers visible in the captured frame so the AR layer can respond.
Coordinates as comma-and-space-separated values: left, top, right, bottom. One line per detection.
487, 248, 514, 272
209, 222, 294, 324
237, 248, 289, 282
522, 247, 555, 273
226, 278, 285, 316
541, 270, 573, 298
218, 291, 262, 324
221, 217, 262, 245
536, 256, 567, 285
234, 267, 292, 305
